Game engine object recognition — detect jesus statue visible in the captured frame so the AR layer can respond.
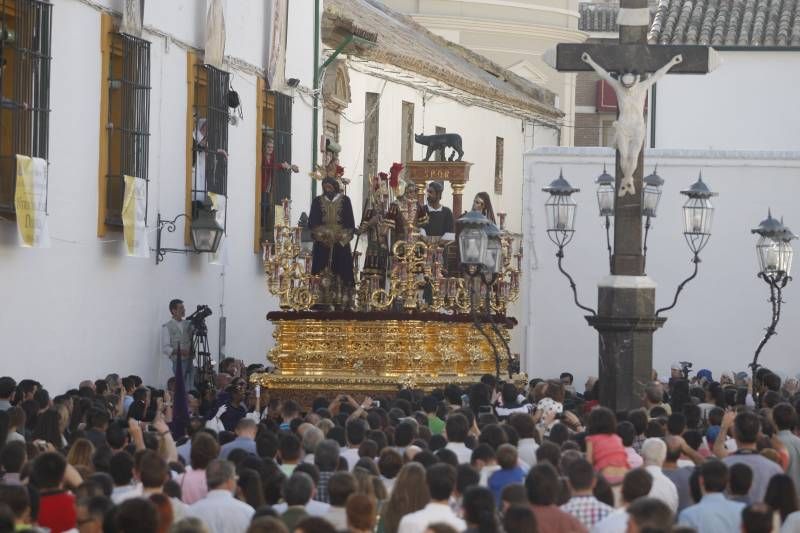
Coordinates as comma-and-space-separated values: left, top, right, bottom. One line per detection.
582, 52, 683, 197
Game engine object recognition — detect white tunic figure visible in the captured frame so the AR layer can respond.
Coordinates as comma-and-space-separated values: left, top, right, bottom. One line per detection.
582, 52, 682, 196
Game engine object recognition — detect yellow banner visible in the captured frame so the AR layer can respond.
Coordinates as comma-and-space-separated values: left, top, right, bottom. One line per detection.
14, 155, 50, 248
122, 175, 150, 258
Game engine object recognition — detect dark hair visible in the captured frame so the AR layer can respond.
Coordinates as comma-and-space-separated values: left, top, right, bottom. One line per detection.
621, 468, 653, 503
30, 452, 67, 490
0, 485, 28, 519
445, 414, 469, 443
496, 444, 518, 470
587, 407, 617, 435
565, 458, 595, 491
346, 419, 368, 446
764, 474, 799, 522
503, 504, 537, 533
667, 413, 687, 435
115, 497, 158, 533
169, 299, 183, 312
278, 433, 301, 462
328, 471, 357, 507
378, 448, 403, 479
294, 517, 337, 533
508, 413, 536, 440
434, 448, 459, 468
699, 459, 728, 493
763, 373, 782, 392
463, 486, 499, 533
394, 421, 416, 447
190, 432, 220, 469
741, 503, 774, 533
427, 463, 456, 501
535, 441, 561, 468
645, 419, 666, 438
626, 497, 673, 530
237, 468, 266, 509
729, 463, 753, 496
32, 409, 63, 451
109, 451, 134, 486
479, 424, 508, 451
456, 464, 480, 496
0, 441, 26, 473
773, 403, 797, 431
628, 409, 648, 435
283, 472, 313, 506
525, 463, 559, 505
734, 412, 761, 444
345, 493, 377, 531
138, 450, 168, 489
0, 377, 16, 399
547, 423, 570, 447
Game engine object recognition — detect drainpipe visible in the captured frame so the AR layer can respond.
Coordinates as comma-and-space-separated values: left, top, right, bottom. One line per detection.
312, 0, 321, 198
650, 83, 657, 148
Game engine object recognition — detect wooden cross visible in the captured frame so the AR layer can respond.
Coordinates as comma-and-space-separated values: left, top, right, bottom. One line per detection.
545, 0, 719, 275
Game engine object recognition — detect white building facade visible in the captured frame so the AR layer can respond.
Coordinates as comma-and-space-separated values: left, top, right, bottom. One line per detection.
524, 147, 800, 385
0, 0, 318, 392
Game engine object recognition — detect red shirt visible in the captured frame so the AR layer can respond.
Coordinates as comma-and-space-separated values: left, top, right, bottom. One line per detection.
38, 490, 76, 533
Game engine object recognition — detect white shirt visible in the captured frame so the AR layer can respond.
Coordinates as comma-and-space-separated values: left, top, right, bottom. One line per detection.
645, 465, 679, 513
590, 507, 628, 533
446, 442, 472, 464
781, 510, 800, 533
111, 483, 142, 504
322, 506, 348, 530
186, 489, 254, 533
272, 500, 331, 516
397, 502, 466, 533
517, 438, 539, 468
161, 319, 192, 358
340, 446, 361, 471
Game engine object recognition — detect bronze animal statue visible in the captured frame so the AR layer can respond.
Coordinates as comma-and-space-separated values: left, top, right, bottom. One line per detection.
415, 133, 464, 162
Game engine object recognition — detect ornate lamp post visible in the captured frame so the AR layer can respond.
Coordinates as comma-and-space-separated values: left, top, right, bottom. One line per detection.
656, 174, 717, 316
458, 210, 508, 378
642, 167, 664, 269
750, 211, 796, 375
543, 172, 596, 316
155, 197, 225, 264
595, 166, 614, 269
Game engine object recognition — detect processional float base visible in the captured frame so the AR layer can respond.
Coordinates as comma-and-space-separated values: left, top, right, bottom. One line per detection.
250, 311, 515, 406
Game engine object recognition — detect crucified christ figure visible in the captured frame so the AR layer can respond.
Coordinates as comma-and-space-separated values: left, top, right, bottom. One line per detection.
582, 52, 683, 197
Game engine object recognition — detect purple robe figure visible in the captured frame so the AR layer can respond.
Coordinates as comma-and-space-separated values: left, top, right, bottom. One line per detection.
309, 177, 356, 286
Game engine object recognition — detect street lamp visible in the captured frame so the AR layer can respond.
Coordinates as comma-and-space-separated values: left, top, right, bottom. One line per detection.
542, 171, 596, 316
642, 167, 664, 270
656, 174, 717, 316
595, 166, 614, 269
457, 210, 509, 379
750, 211, 796, 375
155, 197, 225, 264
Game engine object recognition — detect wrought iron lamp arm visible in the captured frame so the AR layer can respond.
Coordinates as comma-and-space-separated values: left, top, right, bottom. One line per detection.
480, 272, 514, 378
155, 213, 191, 265
643, 216, 652, 273
750, 273, 790, 373
655, 253, 700, 317
556, 246, 597, 316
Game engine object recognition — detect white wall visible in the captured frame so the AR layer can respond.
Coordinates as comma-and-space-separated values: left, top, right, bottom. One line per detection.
654, 51, 800, 151
0, 0, 317, 393
524, 147, 800, 387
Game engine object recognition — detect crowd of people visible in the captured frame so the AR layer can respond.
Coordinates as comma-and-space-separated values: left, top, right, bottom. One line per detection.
1, 361, 800, 533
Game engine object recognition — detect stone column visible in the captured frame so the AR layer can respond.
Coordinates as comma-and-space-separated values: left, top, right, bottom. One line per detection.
451, 183, 465, 218
586, 276, 665, 412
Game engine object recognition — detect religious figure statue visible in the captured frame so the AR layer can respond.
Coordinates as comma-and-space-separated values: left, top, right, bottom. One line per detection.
309, 160, 356, 288
581, 52, 683, 196
357, 171, 405, 284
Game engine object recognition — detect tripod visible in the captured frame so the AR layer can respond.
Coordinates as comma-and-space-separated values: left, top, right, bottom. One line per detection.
191, 321, 214, 391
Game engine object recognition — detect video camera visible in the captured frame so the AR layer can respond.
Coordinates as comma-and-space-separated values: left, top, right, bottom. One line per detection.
679, 361, 693, 379
187, 304, 212, 331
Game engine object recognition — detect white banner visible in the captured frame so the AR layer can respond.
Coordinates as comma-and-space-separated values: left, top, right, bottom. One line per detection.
14, 155, 50, 248
122, 175, 150, 258
205, 0, 226, 69
267, 0, 288, 89
208, 192, 228, 265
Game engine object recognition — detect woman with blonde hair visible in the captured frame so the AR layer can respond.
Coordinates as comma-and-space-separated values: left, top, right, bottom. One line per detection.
66, 438, 95, 472
377, 462, 430, 533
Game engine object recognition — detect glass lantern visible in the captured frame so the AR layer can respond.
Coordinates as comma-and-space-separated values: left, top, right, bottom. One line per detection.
457, 210, 492, 267
753, 211, 795, 279
483, 222, 503, 274
191, 199, 225, 253
542, 171, 580, 247
680, 174, 717, 255
643, 167, 664, 218
595, 165, 615, 217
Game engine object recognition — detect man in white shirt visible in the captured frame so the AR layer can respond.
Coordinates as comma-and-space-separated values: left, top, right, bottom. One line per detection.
591, 468, 653, 533
161, 299, 194, 387
398, 463, 466, 533
509, 413, 539, 467
341, 419, 367, 471
641, 438, 679, 513
444, 413, 473, 464
186, 459, 254, 533
321, 471, 357, 530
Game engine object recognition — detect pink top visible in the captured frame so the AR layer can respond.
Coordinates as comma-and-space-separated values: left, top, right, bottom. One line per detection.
587, 434, 629, 471
625, 446, 643, 468
176, 468, 208, 504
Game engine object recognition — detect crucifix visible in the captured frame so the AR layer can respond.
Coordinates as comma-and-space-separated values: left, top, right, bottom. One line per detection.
544, 0, 720, 410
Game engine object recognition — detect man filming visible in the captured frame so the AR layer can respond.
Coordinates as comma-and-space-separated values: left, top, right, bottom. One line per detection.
161, 299, 194, 386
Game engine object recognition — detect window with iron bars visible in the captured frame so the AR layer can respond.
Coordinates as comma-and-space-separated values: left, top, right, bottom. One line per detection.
104, 32, 150, 227
191, 63, 229, 216
0, 0, 52, 212
259, 90, 293, 243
